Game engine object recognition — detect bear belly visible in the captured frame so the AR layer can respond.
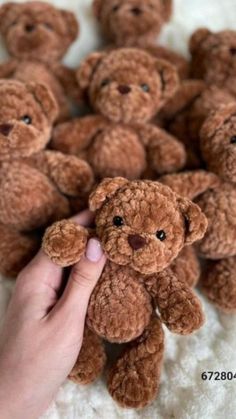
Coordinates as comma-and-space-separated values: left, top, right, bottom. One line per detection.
0, 162, 69, 231
87, 261, 153, 343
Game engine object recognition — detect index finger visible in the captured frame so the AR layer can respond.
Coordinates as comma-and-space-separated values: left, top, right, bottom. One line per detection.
71, 209, 95, 227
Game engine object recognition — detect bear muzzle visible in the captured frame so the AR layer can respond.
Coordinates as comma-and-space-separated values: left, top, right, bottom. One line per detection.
128, 234, 147, 250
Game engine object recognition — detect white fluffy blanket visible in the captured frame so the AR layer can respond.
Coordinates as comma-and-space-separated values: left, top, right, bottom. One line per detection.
1, 0, 236, 418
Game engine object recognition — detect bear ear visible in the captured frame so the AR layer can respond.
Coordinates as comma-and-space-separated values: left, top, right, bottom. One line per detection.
93, 0, 103, 20
178, 197, 208, 245
26, 82, 59, 123
201, 103, 236, 140
0, 2, 19, 33
76, 51, 106, 92
189, 28, 211, 54
161, 0, 173, 22
156, 59, 179, 105
60, 10, 79, 43
89, 177, 129, 211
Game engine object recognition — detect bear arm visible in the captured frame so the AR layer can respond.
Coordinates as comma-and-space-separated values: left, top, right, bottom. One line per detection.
160, 170, 220, 200
145, 267, 204, 334
25, 151, 94, 197
134, 124, 186, 174
0, 59, 17, 78
51, 115, 108, 155
49, 62, 79, 102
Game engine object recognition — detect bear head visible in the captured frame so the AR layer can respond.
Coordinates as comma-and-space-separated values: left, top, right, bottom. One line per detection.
77, 48, 179, 124
89, 177, 207, 274
0, 1, 79, 62
0, 79, 58, 160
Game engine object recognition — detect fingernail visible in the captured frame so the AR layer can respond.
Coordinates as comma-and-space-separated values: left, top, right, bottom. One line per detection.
86, 238, 103, 262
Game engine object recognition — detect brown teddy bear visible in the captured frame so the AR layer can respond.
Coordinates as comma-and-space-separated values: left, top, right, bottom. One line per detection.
0, 79, 94, 278
42, 177, 207, 408
161, 130, 236, 315
0, 1, 79, 122
198, 104, 236, 312
159, 80, 234, 168
51, 48, 186, 180
93, 0, 173, 47
190, 28, 236, 97
93, 0, 189, 79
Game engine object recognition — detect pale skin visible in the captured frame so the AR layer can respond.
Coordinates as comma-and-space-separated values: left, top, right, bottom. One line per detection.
0, 210, 106, 419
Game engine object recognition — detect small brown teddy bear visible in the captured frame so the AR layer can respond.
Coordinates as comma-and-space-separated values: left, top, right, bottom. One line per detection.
159, 80, 234, 168
93, 0, 173, 47
190, 28, 236, 98
0, 1, 79, 122
93, 0, 189, 79
43, 177, 207, 408
161, 123, 236, 316
51, 48, 186, 180
198, 104, 236, 312
0, 79, 94, 278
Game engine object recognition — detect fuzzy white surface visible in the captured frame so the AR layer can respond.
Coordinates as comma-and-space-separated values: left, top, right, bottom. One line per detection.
0, 0, 236, 418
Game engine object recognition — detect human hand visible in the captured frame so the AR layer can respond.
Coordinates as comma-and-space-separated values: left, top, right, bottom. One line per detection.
0, 210, 106, 419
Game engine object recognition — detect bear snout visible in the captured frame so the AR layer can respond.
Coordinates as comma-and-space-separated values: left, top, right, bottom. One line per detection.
128, 234, 146, 250
117, 85, 131, 95
25, 24, 36, 33
130, 7, 142, 16
0, 124, 13, 137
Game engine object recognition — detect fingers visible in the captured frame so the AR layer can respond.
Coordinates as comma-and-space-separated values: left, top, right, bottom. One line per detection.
11, 251, 63, 319
51, 238, 106, 320
71, 209, 94, 227
16, 250, 63, 293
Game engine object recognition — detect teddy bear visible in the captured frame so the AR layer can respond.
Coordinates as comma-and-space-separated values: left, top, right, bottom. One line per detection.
93, 0, 189, 79
159, 80, 234, 168
190, 28, 236, 98
0, 1, 79, 122
160, 114, 236, 315
0, 79, 94, 278
42, 176, 207, 408
197, 104, 236, 312
51, 48, 187, 181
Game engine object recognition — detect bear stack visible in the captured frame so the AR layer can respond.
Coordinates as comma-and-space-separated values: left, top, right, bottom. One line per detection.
0, 0, 235, 411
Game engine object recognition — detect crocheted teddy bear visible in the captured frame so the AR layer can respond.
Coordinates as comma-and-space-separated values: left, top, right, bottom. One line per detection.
190, 28, 236, 98
198, 104, 236, 312
159, 80, 234, 168
93, 0, 189, 79
0, 79, 93, 278
43, 177, 207, 408
0, 1, 79, 122
51, 48, 186, 181
161, 108, 236, 314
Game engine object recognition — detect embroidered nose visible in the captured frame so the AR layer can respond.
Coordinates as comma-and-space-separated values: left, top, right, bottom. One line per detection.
131, 7, 142, 15
118, 85, 131, 95
0, 124, 13, 136
25, 24, 35, 32
128, 234, 146, 250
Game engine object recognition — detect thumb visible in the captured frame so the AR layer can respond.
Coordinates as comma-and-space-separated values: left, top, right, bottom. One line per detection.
54, 238, 106, 319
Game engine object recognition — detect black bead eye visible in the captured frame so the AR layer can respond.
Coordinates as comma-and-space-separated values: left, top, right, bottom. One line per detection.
112, 5, 119, 12
156, 230, 166, 241
230, 47, 236, 55
230, 136, 236, 144
113, 216, 124, 227
21, 115, 32, 125
101, 79, 110, 88
140, 84, 150, 92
